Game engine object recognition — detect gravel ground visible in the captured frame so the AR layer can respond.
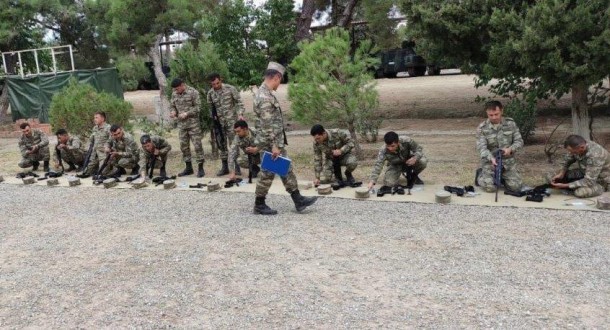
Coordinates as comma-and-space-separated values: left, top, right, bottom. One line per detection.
1, 184, 609, 328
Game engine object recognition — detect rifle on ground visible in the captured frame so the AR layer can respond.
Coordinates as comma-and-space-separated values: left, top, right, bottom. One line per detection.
211, 103, 227, 152
93, 153, 112, 182
403, 165, 415, 195
80, 136, 95, 175
493, 149, 503, 202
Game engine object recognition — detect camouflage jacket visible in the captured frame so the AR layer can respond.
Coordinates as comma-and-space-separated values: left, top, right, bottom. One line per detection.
313, 129, 355, 178
560, 141, 610, 189
89, 123, 111, 152
207, 83, 245, 122
476, 117, 523, 162
54, 135, 84, 163
253, 83, 285, 150
228, 129, 257, 170
138, 136, 171, 169
171, 85, 201, 129
369, 136, 424, 182
18, 128, 49, 157
108, 132, 139, 160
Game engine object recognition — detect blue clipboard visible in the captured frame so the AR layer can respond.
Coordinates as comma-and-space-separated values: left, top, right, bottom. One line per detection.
261, 151, 291, 177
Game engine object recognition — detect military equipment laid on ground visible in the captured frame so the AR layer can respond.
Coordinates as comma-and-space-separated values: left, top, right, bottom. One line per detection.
317, 184, 332, 195
435, 191, 451, 204
207, 182, 221, 192
597, 197, 610, 210
355, 187, 370, 199
68, 177, 81, 186
376, 185, 393, 197
163, 179, 176, 190
493, 149, 503, 202
46, 178, 59, 186
189, 183, 207, 189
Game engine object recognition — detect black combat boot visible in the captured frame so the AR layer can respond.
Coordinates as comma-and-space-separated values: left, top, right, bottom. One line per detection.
290, 190, 319, 212
66, 162, 77, 171
115, 167, 127, 177
197, 162, 205, 178
130, 164, 140, 175
216, 159, 229, 176
43, 161, 50, 172
178, 161, 193, 176
345, 170, 356, 185
32, 161, 40, 171
160, 162, 167, 177
235, 164, 242, 176
414, 175, 424, 185
253, 196, 278, 215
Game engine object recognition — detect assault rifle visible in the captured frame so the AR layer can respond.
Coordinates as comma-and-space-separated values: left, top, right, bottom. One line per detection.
493, 149, 503, 202
79, 136, 95, 176
16, 171, 39, 179
403, 165, 415, 195
55, 145, 65, 173
504, 184, 551, 202
247, 154, 254, 183
148, 154, 156, 179
330, 157, 362, 190
211, 103, 227, 152
93, 153, 112, 182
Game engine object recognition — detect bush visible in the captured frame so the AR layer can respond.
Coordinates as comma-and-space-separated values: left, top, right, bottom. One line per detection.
503, 98, 537, 143
115, 56, 150, 91
49, 79, 133, 140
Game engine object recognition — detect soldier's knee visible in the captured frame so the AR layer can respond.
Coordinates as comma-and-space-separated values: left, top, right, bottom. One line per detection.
482, 185, 497, 193
574, 186, 603, 198
18, 160, 30, 168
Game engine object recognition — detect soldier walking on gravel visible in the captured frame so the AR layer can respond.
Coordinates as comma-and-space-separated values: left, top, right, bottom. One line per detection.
170, 78, 205, 178
252, 62, 318, 215
18, 122, 50, 172
475, 100, 523, 193
206, 73, 246, 176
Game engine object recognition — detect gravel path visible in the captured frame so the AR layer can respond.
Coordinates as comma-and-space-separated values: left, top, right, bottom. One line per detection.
1, 184, 609, 328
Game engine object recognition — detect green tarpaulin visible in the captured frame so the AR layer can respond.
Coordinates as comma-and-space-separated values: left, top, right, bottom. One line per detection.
6, 68, 124, 123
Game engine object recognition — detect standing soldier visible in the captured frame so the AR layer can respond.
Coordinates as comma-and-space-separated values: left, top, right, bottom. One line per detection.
476, 100, 524, 193
252, 62, 318, 215
310, 124, 358, 186
105, 125, 140, 176
18, 122, 50, 172
83, 111, 111, 177
550, 134, 610, 198
366, 131, 427, 190
227, 120, 261, 182
170, 78, 205, 177
206, 72, 246, 176
54, 128, 85, 171
138, 134, 172, 178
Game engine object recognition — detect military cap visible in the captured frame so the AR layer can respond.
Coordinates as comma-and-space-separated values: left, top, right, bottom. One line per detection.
170, 78, 183, 88
267, 62, 286, 76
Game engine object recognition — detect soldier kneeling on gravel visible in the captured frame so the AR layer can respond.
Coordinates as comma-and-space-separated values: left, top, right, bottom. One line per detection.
549, 134, 610, 198
54, 128, 85, 172
310, 124, 358, 187
18, 122, 51, 172
105, 125, 140, 177
367, 131, 427, 191
138, 134, 171, 178
227, 120, 260, 182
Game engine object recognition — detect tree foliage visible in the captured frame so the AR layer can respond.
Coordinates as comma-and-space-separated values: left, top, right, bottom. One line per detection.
115, 55, 151, 91
289, 27, 380, 155
254, 0, 299, 65
49, 79, 133, 140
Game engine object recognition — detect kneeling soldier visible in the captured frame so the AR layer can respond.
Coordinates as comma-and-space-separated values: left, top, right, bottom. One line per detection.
228, 120, 260, 181
138, 134, 172, 178
54, 128, 85, 171
106, 125, 139, 176
367, 131, 427, 190
551, 134, 610, 198
18, 122, 50, 172
310, 124, 358, 186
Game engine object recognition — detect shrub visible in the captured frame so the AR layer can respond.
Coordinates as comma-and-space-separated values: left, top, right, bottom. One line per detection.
115, 56, 150, 91
49, 79, 133, 140
503, 98, 537, 143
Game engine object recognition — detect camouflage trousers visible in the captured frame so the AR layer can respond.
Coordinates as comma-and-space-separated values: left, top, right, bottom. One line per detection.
179, 125, 205, 163
86, 149, 108, 175
557, 169, 607, 198
236, 153, 261, 169
319, 153, 358, 184
383, 156, 427, 186
58, 150, 84, 168
218, 119, 236, 160
109, 155, 139, 171
19, 147, 51, 168
255, 149, 298, 197
478, 157, 523, 193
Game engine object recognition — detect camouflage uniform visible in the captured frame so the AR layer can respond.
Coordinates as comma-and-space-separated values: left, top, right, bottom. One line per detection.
171, 85, 204, 163
138, 136, 172, 171
228, 129, 261, 170
253, 83, 298, 197
18, 128, 50, 168
369, 136, 427, 186
207, 83, 245, 160
558, 141, 610, 198
476, 117, 523, 192
85, 123, 112, 175
54, 136, 85, 169
106, 132, 139, 171
313, 129, 358, 183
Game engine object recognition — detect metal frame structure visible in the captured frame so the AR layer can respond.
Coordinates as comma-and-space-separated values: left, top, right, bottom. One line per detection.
1, 45, 75, 78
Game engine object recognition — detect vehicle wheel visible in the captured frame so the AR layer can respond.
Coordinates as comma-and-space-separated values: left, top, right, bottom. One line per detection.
387, 72, 398, 78
427, 66, 438, 76
415, 67, 427, 76
407, 68, 416, 77
374, 69, 384, 79
434, 68, 441, 75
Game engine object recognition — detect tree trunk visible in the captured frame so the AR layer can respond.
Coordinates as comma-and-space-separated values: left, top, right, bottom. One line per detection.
0, 83, 10, 123
296, 0, 316, 42
148, 35, 171, 123
571, 82, 592, 140
347, 121, 362, 159
337, 0, 359, 28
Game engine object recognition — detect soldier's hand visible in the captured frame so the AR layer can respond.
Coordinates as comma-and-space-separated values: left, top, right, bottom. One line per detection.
229, 172, 236, 181
551, 182, 569, 189
332, 149, 342, 157
104, 147, 111, 153
245, 146, 258, 154
406, 156, 417, 166
502, 147, 513, 156
491, 157, 498, 167
367, 181, 375, 190
31, 145, 38, 152
54, 161, 60, 168
153, 148, 160, 156
169, 111, 177, 118
179, 113, 188, 120
313, 179, 320, 186
110, 151, 119, 159
271, 146, 281, 160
